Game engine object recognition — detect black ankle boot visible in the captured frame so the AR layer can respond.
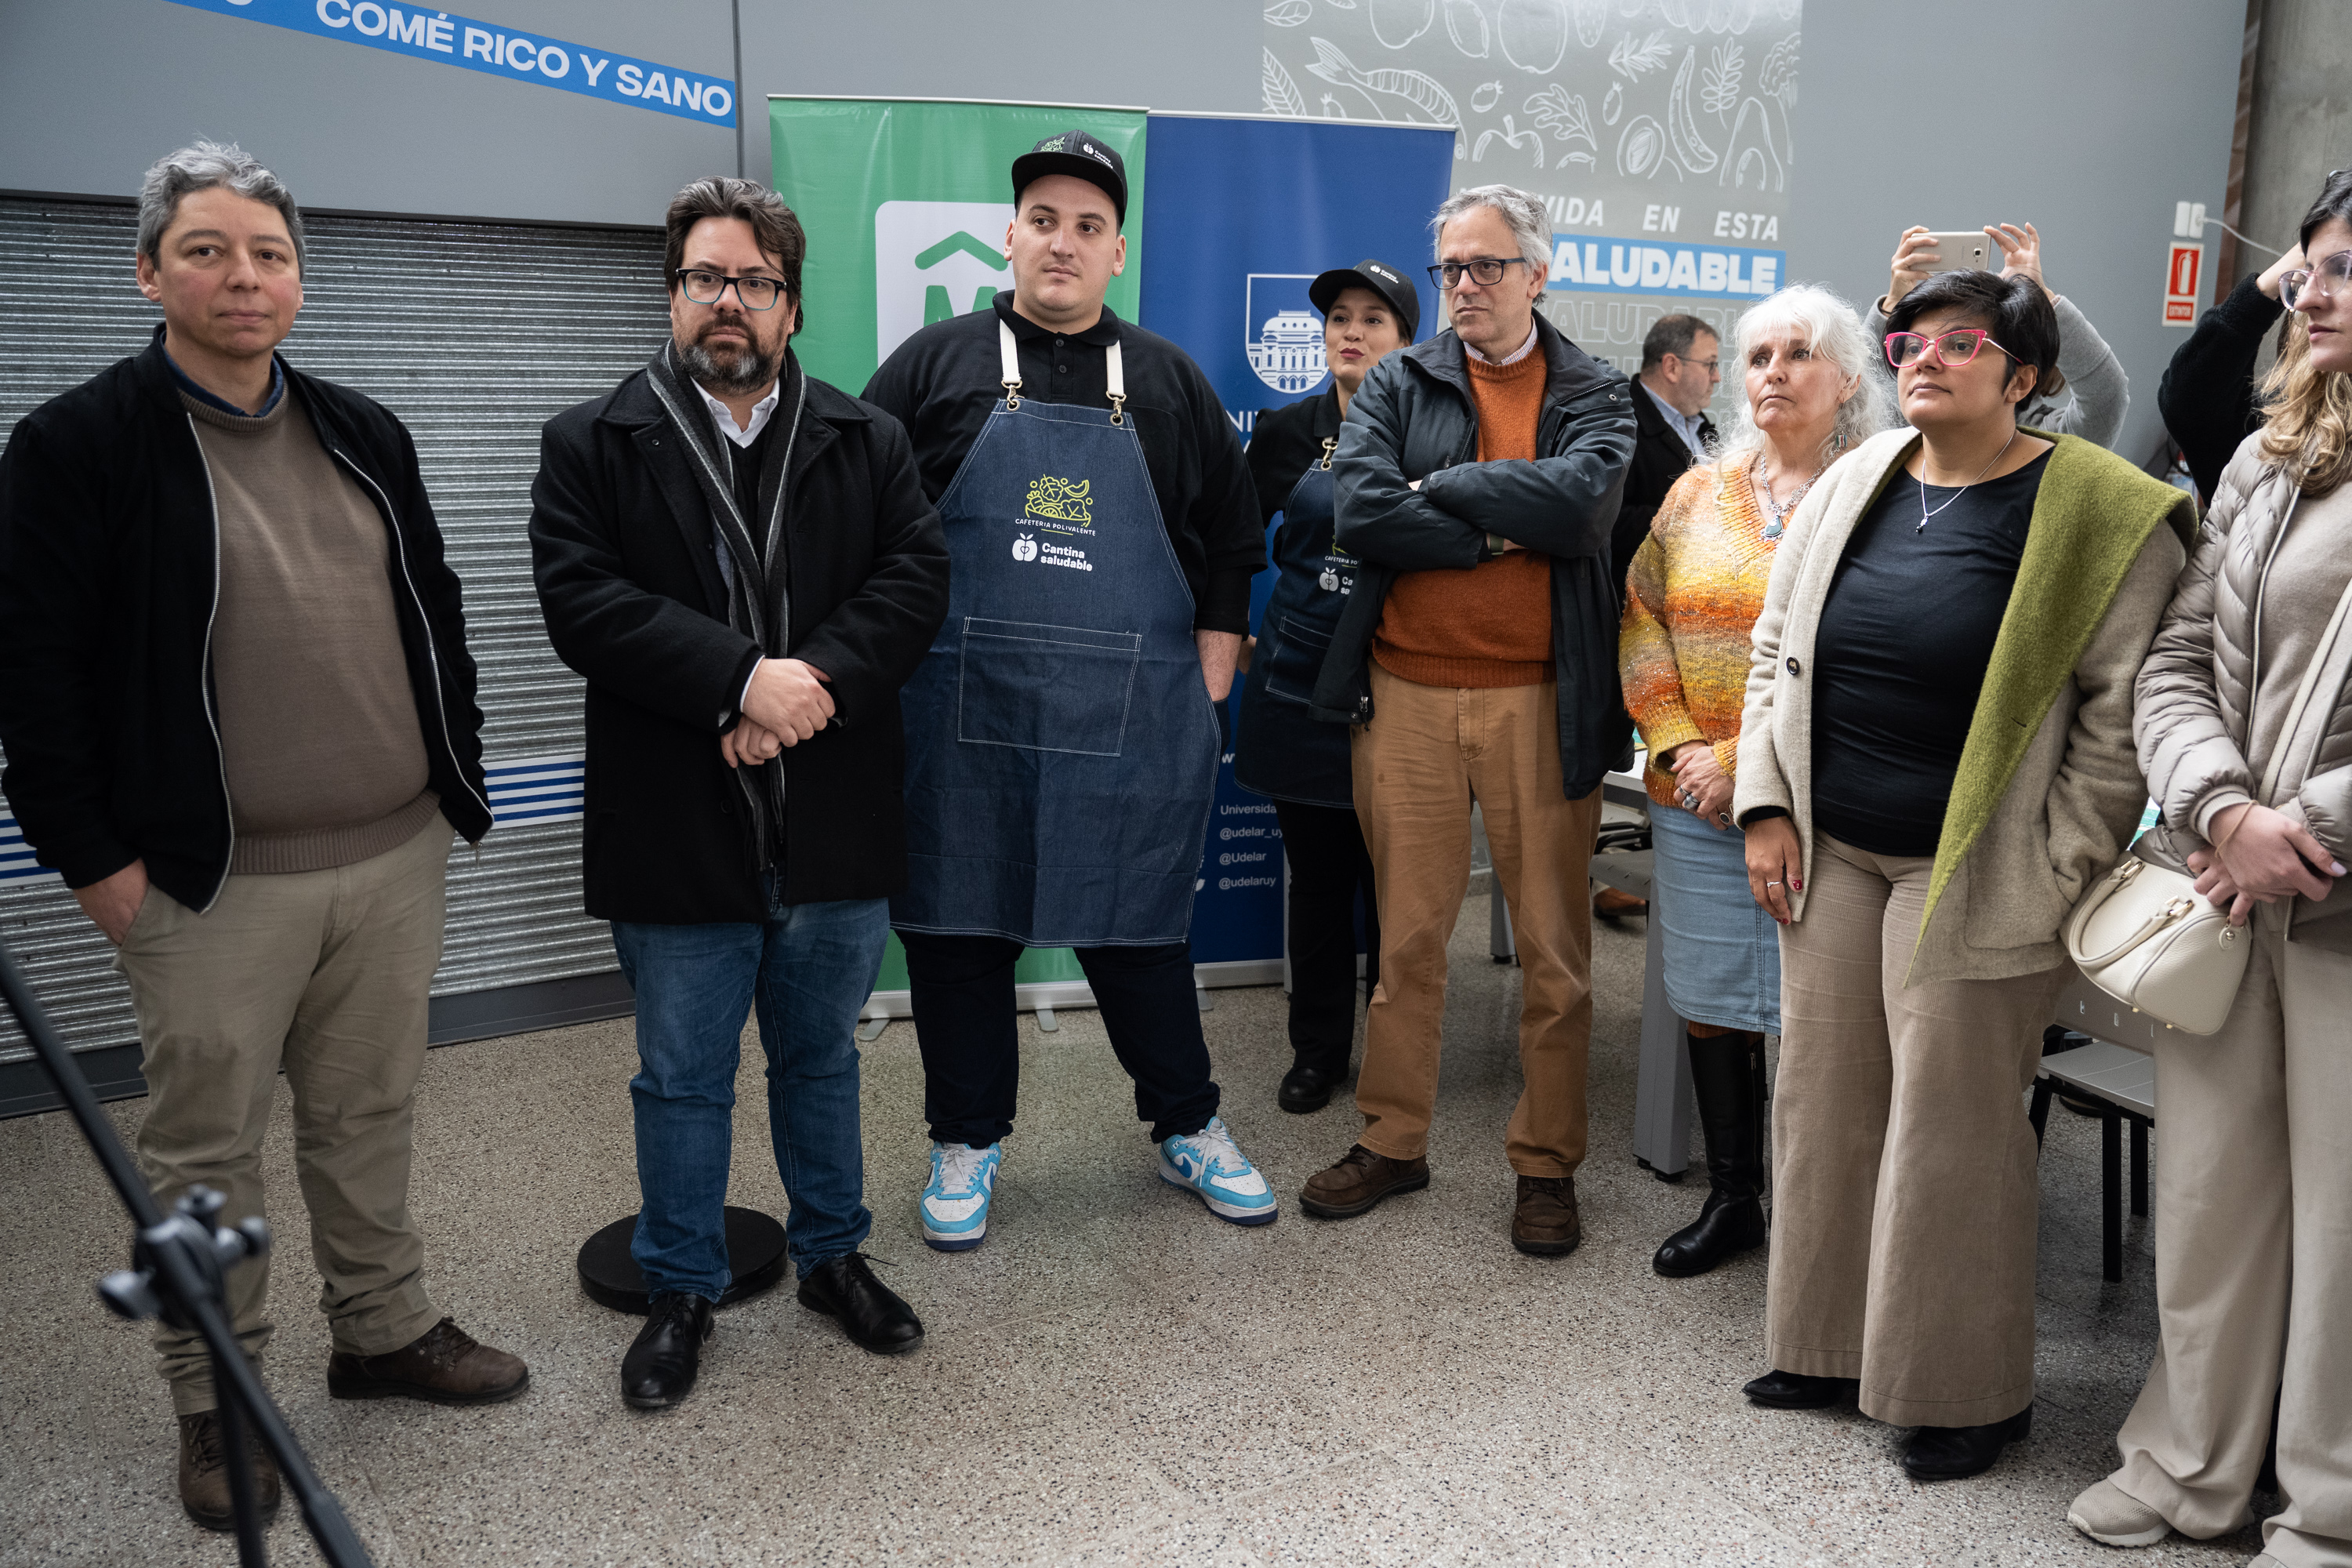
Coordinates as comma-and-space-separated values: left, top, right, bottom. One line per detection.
1653, 1031, 1769, 1278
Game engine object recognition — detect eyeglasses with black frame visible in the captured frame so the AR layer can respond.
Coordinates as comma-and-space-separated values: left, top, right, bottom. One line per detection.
1883, 327, 2016, 370
2281, 249, 2352, 311
1426, 256, 1535, 289
676, 269, 785, 310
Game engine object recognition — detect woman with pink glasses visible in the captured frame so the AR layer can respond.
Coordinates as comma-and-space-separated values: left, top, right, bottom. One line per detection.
1729, 270, 2193, 1481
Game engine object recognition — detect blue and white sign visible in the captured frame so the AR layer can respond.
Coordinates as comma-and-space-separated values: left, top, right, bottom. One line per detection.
1548, 235, 1784, 299
1139, 114, 1454, 966
164, 0, 736, 125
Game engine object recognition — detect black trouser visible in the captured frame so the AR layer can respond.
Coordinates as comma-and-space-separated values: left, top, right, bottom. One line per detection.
899, 931, 1221, 1146
1272, 799, 1379, 1076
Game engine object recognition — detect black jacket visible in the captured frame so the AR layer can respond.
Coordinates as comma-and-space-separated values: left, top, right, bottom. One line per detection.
0, 329, 491, 910
528, 355, 948, 923
1246, 387, 1343, 528
1310, 316, 1639, 798
2159, 271, 2286, 503
1613, 377, 1714, 591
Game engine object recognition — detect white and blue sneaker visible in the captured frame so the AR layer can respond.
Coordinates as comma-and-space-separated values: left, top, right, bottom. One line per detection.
920, 1141, 1001, 1252
1159, 1116, 1278, 1226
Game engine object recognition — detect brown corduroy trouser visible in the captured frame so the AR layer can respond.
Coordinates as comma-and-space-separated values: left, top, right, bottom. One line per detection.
2111, 907, 2352, 1566
115, 816, 454, 1414
1350, 664, 1602, 1176
1768, 833, 2064, 1428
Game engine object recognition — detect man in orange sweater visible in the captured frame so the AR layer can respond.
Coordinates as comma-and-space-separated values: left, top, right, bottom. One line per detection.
1301, 185, 1635, 1255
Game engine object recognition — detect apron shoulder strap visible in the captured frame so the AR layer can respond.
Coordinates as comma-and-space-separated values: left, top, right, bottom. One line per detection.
996, 316, 1129, 425
1106, 339, 1127, 427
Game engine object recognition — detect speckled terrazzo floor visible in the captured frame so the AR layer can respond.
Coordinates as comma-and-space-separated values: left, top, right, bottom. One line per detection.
0, 878, 2272, 1567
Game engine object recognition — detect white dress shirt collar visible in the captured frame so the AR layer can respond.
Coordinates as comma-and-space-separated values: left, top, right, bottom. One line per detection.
699, 379, 780, 447
1463, 320, 1541, 367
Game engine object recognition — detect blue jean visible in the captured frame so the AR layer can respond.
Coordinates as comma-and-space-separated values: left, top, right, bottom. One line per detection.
611, 887, 887, 1301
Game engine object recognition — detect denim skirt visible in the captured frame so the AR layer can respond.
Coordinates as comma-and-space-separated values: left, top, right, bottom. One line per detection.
1650, 800, 1781, 1033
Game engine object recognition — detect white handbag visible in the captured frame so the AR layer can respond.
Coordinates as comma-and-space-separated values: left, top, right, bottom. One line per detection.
2064, 850, 2247, 1036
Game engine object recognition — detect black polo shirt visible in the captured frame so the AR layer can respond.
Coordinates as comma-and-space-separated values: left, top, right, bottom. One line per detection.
862, 292, 1264, 633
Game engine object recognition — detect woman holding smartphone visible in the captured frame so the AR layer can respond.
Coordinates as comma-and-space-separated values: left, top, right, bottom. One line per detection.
1733, 269, 2190, 1480
1235, 259, 1418, 1113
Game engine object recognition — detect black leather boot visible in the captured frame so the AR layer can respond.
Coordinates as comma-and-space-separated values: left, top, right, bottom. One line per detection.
1653, 1031, 1769, 1278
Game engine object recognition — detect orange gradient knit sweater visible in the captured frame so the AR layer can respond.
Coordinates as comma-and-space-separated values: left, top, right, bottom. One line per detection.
1371, 346, 1554, 688
1618, 458, 1780, 807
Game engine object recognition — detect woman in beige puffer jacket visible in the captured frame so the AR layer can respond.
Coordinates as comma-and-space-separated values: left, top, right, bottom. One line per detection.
2070, 173, 2352, 1565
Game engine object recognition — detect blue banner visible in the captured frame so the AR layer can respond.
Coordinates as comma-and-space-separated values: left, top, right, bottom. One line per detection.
163, 0, 736, 125
1139, 114, 1454, 967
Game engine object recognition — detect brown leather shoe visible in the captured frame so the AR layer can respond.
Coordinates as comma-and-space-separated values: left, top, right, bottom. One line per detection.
326, 1317, 528, 1406
178, 1410, 281, 1532
1512, 1173, 1583, 1256
1593, 886, 1648, 923
1300, 1144, 1429, 1218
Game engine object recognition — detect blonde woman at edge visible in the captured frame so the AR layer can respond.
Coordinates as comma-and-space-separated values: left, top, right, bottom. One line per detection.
1730, 269, 2193, 1482
1617, 284, 1890, 1279
2069, 171, 2352, 1566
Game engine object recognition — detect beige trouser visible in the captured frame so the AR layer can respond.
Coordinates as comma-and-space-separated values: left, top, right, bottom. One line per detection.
1351, 664, 1601, 1175
116, 815, 453, 1414
2111, 906, 2352, 1566
1769, 833, 2065, 1428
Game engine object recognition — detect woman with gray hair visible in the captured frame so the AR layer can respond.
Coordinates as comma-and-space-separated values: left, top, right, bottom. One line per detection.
1618, 284, 1890, 1278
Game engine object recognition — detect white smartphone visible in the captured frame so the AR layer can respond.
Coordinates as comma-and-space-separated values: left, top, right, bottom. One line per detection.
1917, 230, 1997, 274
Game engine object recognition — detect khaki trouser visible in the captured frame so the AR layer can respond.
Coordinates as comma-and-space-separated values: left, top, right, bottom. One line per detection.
2111, 906, 2352, 1567
1768, 833, 2064, 1428
1351, 664, 1601, 1175
116, 815, 453, 1414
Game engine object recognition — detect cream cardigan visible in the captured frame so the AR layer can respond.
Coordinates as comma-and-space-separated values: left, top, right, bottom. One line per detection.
1733, 426, 2193, 985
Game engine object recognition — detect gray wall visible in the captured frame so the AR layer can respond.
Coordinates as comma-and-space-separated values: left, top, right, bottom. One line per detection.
0, 0, 2254, 466
1785, 0, 2243, 467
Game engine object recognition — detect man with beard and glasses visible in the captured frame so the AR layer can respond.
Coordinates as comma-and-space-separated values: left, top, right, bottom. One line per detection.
529, 177, 949, 1409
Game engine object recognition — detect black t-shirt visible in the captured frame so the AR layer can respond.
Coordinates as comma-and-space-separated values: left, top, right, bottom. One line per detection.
1810, 451, 2050, 857
861, 292, 1264, 633
1246, 387, 1341, 528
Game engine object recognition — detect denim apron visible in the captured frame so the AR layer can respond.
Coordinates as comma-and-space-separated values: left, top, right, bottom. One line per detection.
1232, 437, 1359, 810
892, 321, 1221, 946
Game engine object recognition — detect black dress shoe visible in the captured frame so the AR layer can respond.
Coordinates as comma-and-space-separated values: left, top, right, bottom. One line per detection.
1903, 1404, 2032, 1481
622, 1292, 713, 1410
1278, 1062, 1342, 1114
799, 1254, 924, 1354
1741, 1368, 1859, 1409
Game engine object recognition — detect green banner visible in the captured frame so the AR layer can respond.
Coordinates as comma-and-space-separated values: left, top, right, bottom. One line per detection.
769, 97, 1147, 395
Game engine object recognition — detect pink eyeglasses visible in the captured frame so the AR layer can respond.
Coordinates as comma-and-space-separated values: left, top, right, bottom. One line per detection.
1884, 328, 2015, 369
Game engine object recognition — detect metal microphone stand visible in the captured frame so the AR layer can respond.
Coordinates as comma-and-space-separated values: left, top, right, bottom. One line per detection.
0, 938, 373, 1567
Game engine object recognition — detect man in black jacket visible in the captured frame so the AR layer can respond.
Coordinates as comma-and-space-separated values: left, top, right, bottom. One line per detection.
530, 178, 949, 1408
1301, 185, 1635, 1258
0, 142, 521, 1530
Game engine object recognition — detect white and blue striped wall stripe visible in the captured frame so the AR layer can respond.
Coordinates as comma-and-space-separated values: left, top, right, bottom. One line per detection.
0, 755, 586, 886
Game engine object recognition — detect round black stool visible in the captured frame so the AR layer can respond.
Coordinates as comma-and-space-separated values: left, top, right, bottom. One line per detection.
575, 1207, 790, 1315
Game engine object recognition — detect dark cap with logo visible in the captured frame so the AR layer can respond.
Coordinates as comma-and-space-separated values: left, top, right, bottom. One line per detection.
1310, 258, 1421, 343
1011, 128, 1129, 228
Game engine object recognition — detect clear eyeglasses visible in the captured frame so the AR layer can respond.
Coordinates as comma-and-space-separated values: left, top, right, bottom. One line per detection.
676, 269, 784, 310
2281, 249, 2352, 311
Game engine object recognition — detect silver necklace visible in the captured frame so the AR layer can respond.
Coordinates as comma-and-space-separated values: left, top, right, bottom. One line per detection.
1914, 429, 2017, 532
1753, 452, 1820, 540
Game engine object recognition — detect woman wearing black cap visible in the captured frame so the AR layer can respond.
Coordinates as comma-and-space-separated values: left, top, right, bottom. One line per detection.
1235, 260, 1418, 1113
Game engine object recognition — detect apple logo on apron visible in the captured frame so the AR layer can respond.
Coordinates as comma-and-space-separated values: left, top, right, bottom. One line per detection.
1319, 568, 1340, 592
1011, 532, 1039, 562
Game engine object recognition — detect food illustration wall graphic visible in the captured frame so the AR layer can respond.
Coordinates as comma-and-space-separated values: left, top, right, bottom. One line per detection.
1263, 0, 1800, 416
873, 199, 1013, 368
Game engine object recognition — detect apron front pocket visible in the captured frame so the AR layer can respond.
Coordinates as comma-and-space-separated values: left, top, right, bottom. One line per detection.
1262, 614, 1334, 706
957, 618, 1143, 757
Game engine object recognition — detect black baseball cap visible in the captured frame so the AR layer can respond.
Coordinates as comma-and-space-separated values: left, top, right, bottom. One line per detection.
1310, 258, 1420, 343
1011, 129, 1128, 228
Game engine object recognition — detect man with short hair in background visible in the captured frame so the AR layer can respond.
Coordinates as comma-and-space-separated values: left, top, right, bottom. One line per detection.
1596, 311, 1719, 923
531, 177, 948, 1409
1301, 183, 1636, 1257
0, 141, 523, 1533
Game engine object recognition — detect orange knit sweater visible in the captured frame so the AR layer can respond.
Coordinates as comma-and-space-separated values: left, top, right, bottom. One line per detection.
1371, 347, 1553, 688
1618, 458, 1780, 807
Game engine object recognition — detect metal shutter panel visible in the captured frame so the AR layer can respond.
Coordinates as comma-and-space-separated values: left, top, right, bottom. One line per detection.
0, 198, 663, 1062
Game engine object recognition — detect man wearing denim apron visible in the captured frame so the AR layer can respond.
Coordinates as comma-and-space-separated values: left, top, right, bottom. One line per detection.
864, 131, 1274, 1250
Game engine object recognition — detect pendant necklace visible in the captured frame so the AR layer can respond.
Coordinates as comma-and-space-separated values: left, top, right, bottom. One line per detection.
1914, 429, 2017, 532
1753, 452, 1820, 541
